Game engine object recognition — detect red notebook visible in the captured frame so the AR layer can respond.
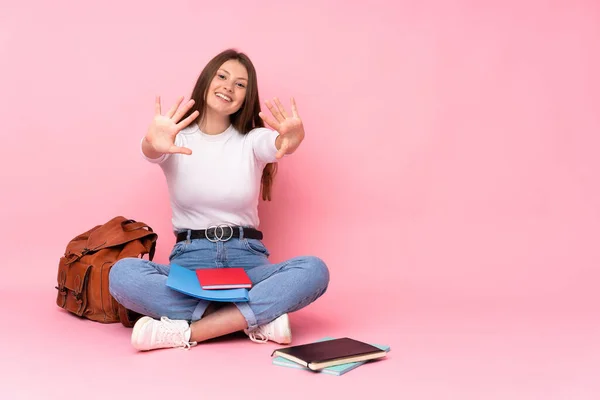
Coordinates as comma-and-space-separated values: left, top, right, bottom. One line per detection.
195, 268, 253, 290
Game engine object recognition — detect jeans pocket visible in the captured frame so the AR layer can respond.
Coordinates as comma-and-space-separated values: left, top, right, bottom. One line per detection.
168, 242, 187, 261
243, 239, 270, 257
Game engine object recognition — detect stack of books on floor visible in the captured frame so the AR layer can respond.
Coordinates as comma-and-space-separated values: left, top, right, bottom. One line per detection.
271, 337, 391, 376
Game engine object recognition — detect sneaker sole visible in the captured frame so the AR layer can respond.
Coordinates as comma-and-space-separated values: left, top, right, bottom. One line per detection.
274, 313, 292, 344
130, 316, 154, 350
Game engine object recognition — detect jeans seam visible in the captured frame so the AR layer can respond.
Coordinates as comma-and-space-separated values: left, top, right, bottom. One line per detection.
234, 301, 258, 329
111, 292, 154, 317
259, 286, 326, 325
242, 239, 270, 257
169, 242, 187, 261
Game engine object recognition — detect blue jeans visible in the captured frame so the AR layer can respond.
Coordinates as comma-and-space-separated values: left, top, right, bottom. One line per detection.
108, 231, 330, 330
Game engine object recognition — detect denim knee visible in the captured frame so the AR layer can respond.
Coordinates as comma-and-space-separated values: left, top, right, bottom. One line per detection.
108, 258, 136, 298
302, 255, 330, 292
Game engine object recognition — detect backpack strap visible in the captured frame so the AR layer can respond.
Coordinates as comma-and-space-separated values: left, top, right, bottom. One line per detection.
118, 304, 144, 328
79, 216, 157, 253
121, 220, 151, 232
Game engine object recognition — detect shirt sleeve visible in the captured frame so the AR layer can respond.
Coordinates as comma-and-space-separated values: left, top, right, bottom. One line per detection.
250, 127, 279, 163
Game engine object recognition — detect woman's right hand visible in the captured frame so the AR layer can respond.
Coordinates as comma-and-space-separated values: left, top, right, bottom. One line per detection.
144, 95, 199, 156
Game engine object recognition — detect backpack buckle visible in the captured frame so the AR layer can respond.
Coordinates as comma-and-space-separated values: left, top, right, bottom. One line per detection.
55, 285, 67, 296
73, 291, 83, 303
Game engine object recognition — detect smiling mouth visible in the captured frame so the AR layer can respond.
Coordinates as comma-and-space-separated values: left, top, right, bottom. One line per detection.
215, 92, 232, 102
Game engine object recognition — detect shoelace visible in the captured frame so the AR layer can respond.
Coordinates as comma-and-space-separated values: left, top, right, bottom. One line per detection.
248, 329, 269, 343
157, 317, 195, 349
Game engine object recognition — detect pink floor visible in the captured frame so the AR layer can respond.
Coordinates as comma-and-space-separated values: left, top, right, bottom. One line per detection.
1, 285, 598, 400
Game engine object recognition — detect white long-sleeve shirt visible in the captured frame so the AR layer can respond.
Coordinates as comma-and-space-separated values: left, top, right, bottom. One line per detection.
141, 123, 279, 231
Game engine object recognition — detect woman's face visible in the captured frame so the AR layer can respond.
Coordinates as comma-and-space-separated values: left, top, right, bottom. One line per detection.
205, 59, 248, 116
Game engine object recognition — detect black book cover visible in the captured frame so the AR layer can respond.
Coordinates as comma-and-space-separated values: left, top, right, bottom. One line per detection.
271, 337, 385, 365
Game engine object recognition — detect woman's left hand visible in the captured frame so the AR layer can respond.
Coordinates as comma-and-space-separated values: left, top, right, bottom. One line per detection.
259, 97, 305, 159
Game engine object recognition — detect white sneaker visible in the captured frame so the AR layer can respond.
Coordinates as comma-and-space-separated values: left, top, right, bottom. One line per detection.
131, 316, 196, 351
244, 313, 292, 344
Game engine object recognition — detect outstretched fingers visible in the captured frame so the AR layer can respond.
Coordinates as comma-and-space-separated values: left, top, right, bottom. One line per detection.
172, 99, 196, 123
155, 95, 162, 115
176, 109, 200, 130
273, 97, 288, 119
266, 99, 285, 123
166, 96, 185, 118
259, 111, 281, 131
290, 97, 300, 118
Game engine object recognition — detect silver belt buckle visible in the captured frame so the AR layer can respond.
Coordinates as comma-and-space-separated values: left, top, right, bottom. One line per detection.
205, 224, 234, 242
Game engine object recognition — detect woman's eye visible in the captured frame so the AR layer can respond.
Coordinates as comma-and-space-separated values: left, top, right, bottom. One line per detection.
236, 83, 246, 88
218, 74, 226, 79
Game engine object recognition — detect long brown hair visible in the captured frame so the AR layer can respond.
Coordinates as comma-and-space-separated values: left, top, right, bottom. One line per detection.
181, 49, 277, 201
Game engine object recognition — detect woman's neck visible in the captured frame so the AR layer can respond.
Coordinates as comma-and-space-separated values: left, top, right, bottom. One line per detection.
198, 110, 231, 135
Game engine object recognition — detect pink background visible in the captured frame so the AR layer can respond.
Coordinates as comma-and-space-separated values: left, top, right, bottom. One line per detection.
1, 0, 599, 398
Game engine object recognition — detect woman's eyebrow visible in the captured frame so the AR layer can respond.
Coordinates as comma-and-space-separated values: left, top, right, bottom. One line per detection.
219, 69, 248, 81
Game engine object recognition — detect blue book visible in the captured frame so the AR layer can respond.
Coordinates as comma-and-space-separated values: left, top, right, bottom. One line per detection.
271, 337, 390, 376
166, 263, 249, 302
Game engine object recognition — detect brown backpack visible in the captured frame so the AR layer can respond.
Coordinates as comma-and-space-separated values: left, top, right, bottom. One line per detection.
55, 216, 158, 327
